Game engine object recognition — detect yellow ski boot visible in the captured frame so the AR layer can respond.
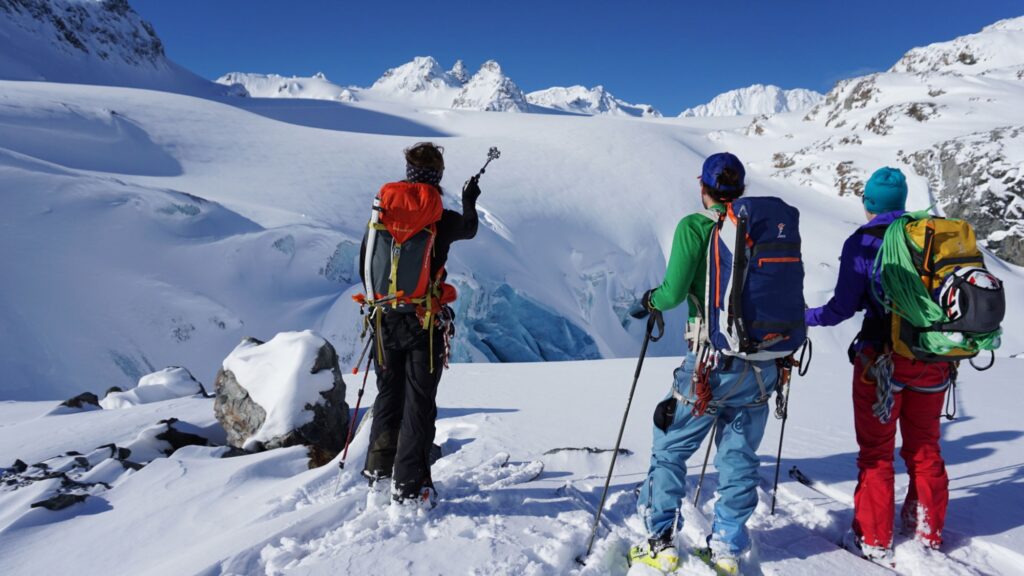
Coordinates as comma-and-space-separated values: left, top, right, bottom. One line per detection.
628, 534, 679, 572
694, 546, 740, 575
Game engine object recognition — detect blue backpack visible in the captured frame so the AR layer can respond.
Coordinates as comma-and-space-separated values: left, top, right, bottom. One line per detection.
703, 197, 806, 360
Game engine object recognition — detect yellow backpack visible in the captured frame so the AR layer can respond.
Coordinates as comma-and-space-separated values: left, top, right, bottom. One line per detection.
869, 213, 1004, 363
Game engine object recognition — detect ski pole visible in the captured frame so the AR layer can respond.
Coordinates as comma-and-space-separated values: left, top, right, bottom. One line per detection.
693, 418, 719, 506
339, 345, 374, 470
770, 379, 790, 515
770, 340, 805, 515
578, 314, 663, 565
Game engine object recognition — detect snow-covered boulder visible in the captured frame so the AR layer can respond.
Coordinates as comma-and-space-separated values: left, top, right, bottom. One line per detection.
1, 418, 212, 511
100, 367, 208, 409
122, 417, 212, 463
58, 392, 101, 411
214, 331, 349, 466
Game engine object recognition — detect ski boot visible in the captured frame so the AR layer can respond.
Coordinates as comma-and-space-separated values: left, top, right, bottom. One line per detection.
365, 475, 392, 509
392, 480, 438, 511
840, 529, 895, 568
627, 533, 678, 572
693, 546, 739, 575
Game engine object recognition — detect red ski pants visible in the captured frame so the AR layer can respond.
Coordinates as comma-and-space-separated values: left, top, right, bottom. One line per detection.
852, 353, 949, 549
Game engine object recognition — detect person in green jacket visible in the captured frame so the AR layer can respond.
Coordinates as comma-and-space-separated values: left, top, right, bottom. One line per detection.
627, 153, 780, 575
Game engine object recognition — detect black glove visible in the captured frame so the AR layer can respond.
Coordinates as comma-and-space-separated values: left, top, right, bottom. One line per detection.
462, 176, 482, 202
629, 289, 655, 319
629, 289, 665, 340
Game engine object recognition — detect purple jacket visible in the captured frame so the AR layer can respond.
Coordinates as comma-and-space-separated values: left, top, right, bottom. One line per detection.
805, 210, 905, 331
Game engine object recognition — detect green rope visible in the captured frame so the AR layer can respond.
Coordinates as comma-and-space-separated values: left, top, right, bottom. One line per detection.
871, 211, 1001, 355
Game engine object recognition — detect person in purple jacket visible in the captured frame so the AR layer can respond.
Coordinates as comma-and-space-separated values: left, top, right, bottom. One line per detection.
806, 167, 952, 567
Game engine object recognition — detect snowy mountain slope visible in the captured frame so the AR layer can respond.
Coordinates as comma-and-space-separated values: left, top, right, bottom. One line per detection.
744, 16, 1024, 265
527, 85, 662, 118
3, 65, 1024, 401
0, 78, 699, 400
2, 353, 1023, 575
215, 72, 355, 102
679, 84, 824, 117
891, 16, 1024, 74
0, 0, 222, 95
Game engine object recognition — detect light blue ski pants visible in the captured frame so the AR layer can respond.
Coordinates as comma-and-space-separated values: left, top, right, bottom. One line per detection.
636, 352, 778, 554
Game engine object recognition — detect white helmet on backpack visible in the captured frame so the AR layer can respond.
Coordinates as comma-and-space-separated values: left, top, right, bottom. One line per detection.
938, 267, 1002, 324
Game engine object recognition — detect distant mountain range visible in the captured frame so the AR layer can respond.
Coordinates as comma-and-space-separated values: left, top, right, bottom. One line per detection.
2, 0, 1021, 265
217, 60, 821, 119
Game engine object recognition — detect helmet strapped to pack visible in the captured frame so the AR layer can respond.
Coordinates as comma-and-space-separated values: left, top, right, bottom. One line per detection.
938, 267, 1004, 330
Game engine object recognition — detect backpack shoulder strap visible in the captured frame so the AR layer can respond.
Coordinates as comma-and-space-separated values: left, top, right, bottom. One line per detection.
697, 208, 722, 222
861, 224, 888, 240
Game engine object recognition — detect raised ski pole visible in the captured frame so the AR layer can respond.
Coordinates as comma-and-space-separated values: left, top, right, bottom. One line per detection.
577, 314, 663, 565
693, 418, 719, 506
473, 146, 501, 181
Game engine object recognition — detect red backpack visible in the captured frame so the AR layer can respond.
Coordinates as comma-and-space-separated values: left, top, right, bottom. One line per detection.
358, 182, 456, 320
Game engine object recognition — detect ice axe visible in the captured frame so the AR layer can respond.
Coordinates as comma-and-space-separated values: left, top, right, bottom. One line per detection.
470, 146, 500, 182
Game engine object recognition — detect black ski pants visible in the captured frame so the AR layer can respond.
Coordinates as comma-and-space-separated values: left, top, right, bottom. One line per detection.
363, 312, 445, 491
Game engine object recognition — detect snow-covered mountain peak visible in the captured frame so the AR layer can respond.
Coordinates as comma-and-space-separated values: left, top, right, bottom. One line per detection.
984, 15, 1024, 32
0, 0, 163, 69
890, 15, 1024, 74
679, 84, 824, 117
371, 56, 460, 94
449, 59, 469, 84
0, 0, 218, 94
526, 84, 663, 118
451, 60, 529, 112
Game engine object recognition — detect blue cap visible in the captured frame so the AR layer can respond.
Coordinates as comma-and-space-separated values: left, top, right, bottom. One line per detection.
701, 152, 746, 196
863, 167, 908, 213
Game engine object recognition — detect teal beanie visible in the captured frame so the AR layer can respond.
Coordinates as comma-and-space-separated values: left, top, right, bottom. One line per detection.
863, 167, 908, 213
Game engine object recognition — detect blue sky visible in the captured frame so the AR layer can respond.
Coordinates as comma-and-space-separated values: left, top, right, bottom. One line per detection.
133, 0, 1023, 114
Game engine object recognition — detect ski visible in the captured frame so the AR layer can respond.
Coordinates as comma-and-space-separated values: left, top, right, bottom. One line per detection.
788, 466, 853, 506
785, 467, 989, 574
